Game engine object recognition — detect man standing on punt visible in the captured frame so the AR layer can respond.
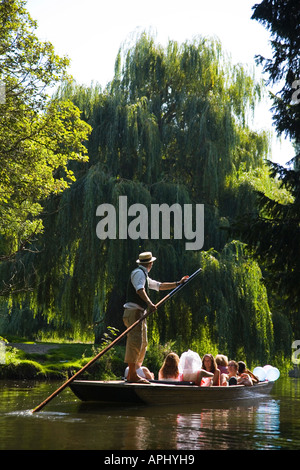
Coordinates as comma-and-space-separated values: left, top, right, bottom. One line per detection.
123, 251, 188, 383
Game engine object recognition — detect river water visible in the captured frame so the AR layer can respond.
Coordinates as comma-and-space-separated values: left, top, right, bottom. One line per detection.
0, 377, 299, 453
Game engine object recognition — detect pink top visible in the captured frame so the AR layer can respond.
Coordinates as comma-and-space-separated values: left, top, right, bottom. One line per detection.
200, 377, 213, 387
160, 372, 183, 381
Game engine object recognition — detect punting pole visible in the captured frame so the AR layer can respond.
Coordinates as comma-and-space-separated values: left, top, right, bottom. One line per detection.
32, 267, 202, 412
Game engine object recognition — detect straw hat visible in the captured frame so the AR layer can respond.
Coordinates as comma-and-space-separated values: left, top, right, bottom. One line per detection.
136, 251, 157, 264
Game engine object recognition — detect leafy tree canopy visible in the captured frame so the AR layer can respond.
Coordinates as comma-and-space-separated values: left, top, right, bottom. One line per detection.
3, 32, 280, 364
231, 1, 300, 329
252, 0, 300, 140
0, 0, 91, 269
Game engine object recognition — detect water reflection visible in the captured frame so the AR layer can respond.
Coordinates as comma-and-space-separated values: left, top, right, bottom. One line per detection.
163, 399, 280, 450
255, 400, 281, 449
77, 397, 281, 450
0, 378, 300, 450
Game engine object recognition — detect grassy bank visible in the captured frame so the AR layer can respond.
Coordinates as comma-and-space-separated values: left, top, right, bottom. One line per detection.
0, 340, 126, 380
0, 336, 293, 381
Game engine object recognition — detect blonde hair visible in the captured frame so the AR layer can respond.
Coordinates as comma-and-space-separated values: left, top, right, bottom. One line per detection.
215, 354, 228, 367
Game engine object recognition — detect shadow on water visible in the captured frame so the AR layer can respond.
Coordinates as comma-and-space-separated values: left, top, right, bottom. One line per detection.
75, 393, 277, 415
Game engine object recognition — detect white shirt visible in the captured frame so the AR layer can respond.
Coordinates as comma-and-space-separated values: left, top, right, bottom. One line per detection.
124, 366, 145, 379
123, 265, 161, 310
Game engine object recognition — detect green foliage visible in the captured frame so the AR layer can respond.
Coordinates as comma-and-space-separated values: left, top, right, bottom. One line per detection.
0, 341, 124, 380
157, 241, 274, 364
0, 0, 91, 276
1, 29, 286, 365
230, 1, 300, 336
142, 340, 177, 377
251, 0, 300, 141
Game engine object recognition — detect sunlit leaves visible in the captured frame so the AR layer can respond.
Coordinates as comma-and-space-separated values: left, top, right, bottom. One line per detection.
0, 0, 91, 257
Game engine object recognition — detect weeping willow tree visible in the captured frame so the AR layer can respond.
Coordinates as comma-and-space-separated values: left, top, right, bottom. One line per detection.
150, 240, 274, 364
2, 33, 280, 363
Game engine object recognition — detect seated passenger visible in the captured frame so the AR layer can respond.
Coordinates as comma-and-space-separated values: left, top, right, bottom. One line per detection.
158, 352, 182, 381
223, 360, 239, 386
216, 354, 229, 386
202, 354, 220, 386
124, 364, 154, 381
237, 361, 258, 385
195, 369, 214, 386
215, 354, 229, 374
179, 349, 213, 385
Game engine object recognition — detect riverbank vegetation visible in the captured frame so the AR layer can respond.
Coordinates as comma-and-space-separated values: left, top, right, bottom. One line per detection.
0, 339, 124, 380
0, 0, 299, 376
0, 336, 292, 381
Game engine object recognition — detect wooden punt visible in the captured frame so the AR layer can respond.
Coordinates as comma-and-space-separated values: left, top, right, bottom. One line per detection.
69, 379, 274, 406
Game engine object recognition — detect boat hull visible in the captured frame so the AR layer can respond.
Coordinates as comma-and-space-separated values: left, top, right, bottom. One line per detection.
69, 380, 274, 406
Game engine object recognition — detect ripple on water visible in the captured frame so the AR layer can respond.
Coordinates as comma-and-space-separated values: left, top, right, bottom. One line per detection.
3, 409, 83, 423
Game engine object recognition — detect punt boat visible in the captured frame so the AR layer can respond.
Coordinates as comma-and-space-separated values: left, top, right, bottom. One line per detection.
69, 379, 274, 406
